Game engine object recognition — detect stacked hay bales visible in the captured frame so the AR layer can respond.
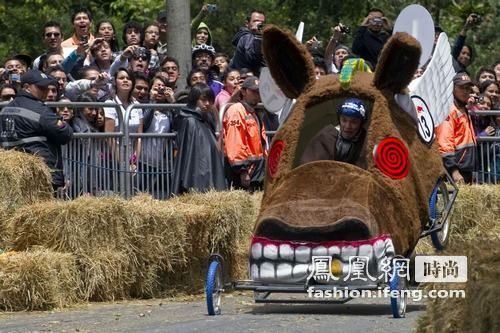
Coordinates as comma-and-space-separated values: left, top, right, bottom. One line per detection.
7, 195, 191, 301
416, 185, 500, 332
0, 149, 53, 250
3, 190, 261, 307
0, 248, 80, 311
165, 190, 257, 291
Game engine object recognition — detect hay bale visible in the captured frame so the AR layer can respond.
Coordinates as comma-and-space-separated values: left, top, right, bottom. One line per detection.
416, 185, 500, 332
0, 149, 53, 209
8, 195, 193, 300
167, 190, 259, 290
0, 248, 80, 311
416, 240, 500, 333
8, 196, 132, 253
78, 249, 135, 301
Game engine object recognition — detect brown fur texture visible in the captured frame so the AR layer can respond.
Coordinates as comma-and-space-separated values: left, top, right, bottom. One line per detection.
257, 27, 444, 255
262, 25, 316, 98
374, 32, 421, 93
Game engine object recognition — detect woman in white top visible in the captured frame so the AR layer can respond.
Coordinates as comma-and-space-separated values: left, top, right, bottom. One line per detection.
104, 67, 143, 173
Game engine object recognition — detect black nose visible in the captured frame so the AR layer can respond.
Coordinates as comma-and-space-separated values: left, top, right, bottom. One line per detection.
256, 218, 371, 242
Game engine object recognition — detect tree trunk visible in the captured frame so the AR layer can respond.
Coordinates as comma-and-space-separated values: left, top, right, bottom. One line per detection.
166, 0, 191, 90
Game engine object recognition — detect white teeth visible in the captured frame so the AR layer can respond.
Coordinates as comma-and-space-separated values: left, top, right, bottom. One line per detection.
385, 239, 395, 256
295, 246, 311, 263
341, 245, 358, 261
251, 243, 262, 260
358, 244, 373, 259
373, 239, 386, 259
260, 262, 275, 280
328, 246, 340, 257
263, 244, 278, 260
312, 246, 328, 257
279, 244, 294, 261
250, 263, 259, 279
292, 264, 309, 279
276, 263, 293, 280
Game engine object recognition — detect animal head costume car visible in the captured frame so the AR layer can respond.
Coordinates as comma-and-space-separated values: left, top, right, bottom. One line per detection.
249, 26, 445, 284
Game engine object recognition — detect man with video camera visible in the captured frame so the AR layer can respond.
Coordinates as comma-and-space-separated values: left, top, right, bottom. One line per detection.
229, 9, 266, 76
352, 8, 392, 69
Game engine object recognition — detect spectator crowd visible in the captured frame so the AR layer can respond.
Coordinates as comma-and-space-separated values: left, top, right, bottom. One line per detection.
0, 5, 499, 197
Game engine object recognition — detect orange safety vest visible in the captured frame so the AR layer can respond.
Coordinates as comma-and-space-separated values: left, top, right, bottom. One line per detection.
223, 102, 268, 167
435, 104, 477, 172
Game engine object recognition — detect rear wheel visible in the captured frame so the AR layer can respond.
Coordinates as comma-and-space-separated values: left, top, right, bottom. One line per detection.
429, 180, 451, 250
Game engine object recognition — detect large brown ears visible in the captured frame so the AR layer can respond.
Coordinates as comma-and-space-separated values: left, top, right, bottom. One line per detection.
262, 25, 316, 99
373, 32, 421, 93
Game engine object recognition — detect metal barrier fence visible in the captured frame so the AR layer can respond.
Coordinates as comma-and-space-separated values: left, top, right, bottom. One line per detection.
46, 102, 183, 199
2, 100, 498, 198
473, 110, 500, 184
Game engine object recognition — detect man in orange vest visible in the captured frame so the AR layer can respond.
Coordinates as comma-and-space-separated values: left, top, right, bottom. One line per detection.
223, 76, 268, 191
436, 72, 477, 184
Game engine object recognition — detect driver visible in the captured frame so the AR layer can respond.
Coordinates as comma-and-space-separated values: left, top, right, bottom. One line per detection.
300, 97, 367, 165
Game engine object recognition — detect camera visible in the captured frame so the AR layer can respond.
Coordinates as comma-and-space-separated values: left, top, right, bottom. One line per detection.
135, 47, 148, 59
339, 23, 350, 34
371, 18, 383, 26
158, 87, 166, 95
1, 70, 20, 83
474, 95, 484, 104
470, 13, 482, 25
257, 23, 264, 31
80, 35, 88, 44
207, 4, 218, 13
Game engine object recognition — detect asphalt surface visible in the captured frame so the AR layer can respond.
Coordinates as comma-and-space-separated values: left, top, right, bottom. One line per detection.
0, 292, 425, 333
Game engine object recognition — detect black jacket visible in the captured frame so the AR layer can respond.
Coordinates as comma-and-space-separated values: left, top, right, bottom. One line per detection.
352, 26, 391, 68
230, 27, 265, 75
0, 90, 73, 187
172, 107, 227, 194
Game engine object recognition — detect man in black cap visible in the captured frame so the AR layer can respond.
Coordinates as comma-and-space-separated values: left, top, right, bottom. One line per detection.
0, 69, 73, 191
436, 72, 477, 184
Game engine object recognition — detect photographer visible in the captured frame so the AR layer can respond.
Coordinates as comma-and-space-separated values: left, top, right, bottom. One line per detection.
229, 9, 266, 76
452, 14, 481, 73
110, 45, 151, 77
352, 8, 392, 68
324, 24, 351, 74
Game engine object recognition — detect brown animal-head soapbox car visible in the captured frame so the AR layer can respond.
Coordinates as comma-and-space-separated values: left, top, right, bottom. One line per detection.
205, 25, 458, 318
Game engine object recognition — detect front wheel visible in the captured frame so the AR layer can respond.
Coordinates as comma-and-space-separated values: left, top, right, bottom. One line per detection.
206, 260, 223, 315
390, 264, 407, 318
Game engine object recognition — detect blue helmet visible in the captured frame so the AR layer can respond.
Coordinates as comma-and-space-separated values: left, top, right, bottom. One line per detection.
338, 98, 366, 120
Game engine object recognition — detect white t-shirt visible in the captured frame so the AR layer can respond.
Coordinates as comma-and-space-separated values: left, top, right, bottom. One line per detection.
141, 111, 172, 167
103, 96, 143, 133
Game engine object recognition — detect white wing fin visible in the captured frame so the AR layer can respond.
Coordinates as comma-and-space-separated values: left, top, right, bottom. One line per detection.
409, 32, 454, 126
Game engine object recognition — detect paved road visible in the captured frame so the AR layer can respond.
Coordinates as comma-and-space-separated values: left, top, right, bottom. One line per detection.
0, 292, 425, 333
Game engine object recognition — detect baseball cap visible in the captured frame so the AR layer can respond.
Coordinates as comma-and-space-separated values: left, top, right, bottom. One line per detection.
242, 76, 259, 90
453, 72, 473, 86
21, 69, 57, 87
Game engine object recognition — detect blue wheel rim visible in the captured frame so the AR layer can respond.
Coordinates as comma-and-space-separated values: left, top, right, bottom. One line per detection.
390, 265, 406, 318
206, 260, 222, 315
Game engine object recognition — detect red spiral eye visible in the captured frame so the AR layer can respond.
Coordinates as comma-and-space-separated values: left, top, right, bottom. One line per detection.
268, 140, 285, 180
373, 137, 409, 180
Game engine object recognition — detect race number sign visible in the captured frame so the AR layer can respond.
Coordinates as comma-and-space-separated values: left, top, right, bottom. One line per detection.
411, 95, 435, 144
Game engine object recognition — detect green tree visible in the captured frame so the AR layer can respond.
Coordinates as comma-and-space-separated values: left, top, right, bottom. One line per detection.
0, 0, 498, 75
